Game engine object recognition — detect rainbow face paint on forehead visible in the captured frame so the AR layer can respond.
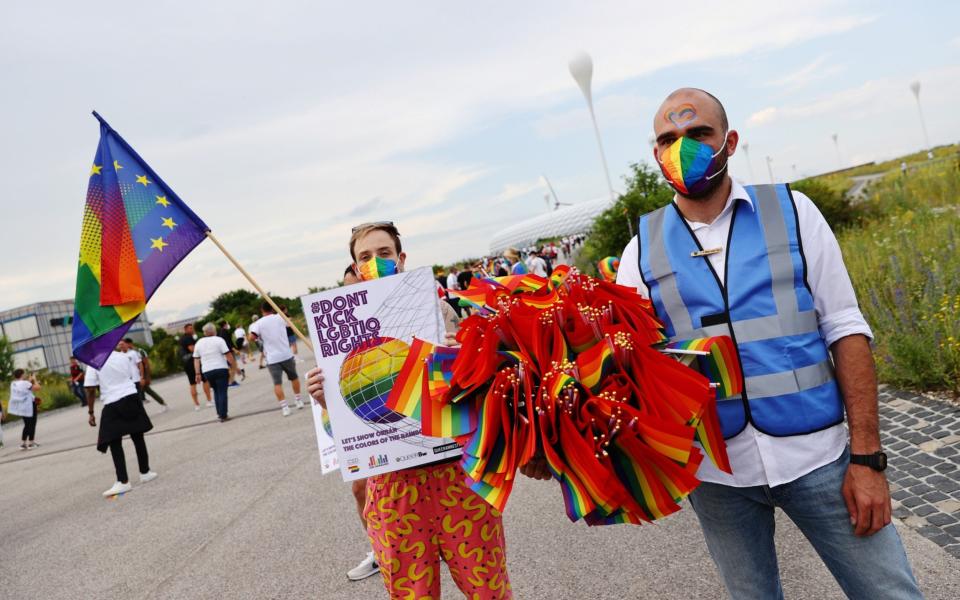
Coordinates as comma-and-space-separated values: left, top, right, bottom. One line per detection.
664, 103, 698, 129
657, 133, 728, 198
357, 256, 398, 281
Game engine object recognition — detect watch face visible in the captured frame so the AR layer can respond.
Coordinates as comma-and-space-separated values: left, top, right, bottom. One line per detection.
877, 452, 888, 471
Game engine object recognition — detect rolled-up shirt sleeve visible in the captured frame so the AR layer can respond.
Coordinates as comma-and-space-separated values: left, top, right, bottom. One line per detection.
793, 190, 873, 347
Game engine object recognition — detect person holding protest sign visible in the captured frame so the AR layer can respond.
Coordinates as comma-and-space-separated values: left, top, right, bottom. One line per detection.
307, 222, 512, 599
249, 302, 305, 417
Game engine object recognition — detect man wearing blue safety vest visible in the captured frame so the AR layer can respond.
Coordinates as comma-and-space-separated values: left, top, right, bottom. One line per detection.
616, 88, 922, 599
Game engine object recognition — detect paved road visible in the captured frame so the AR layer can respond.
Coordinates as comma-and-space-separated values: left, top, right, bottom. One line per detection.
1, 357, 958, 599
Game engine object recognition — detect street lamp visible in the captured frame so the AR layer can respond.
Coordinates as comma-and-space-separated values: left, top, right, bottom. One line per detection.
831, 133, 843, 170
569, 51, 617, 203
765, 155, 775, 184
741, 142, 757, 182
910, 80, 933, 158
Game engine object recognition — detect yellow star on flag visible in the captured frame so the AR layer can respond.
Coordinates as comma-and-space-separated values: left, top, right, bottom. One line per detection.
161, 217, 177, 230
155, 195, 170, 207
150, 237, 168, 252
90, 164, 102, 176
135, 174, 151, 187
113, 160, 123, 171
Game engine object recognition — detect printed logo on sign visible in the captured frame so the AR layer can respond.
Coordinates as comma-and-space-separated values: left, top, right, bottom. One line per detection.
346, 457, 360, 466
368, 454, 389, 468
432, 442, 463, 455
396, 451, 429, 463
348, 465, 360, 473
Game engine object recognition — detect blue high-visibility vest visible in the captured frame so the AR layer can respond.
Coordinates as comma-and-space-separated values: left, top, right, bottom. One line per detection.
637, 184, 844, 439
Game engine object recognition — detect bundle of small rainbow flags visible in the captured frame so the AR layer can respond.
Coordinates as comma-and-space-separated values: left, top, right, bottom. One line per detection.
385, 265, 735, 526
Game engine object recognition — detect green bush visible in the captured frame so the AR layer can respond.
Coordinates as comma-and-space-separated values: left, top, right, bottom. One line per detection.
149, 336, 183, 379
581, 162, 673, 270
0, 337, 13, 382
841, 207, 960, 396
791, 178, 869, 231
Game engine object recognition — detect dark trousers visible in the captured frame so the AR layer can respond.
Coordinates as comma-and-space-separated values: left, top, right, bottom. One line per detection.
205, 368, 229, 418
71, 382, 86, 404
109, 433, 149, 483
21, 414, 37, 441
135, 382, 166, 405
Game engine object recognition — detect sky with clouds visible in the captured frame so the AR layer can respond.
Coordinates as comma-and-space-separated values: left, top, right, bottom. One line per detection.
1, 0, 958, 326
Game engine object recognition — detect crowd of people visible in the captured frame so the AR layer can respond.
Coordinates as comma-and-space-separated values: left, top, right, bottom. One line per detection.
3, 87, 925, 599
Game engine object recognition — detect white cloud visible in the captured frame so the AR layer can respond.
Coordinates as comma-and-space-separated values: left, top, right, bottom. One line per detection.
765, 54, 844, 90
748, 107, 780, 126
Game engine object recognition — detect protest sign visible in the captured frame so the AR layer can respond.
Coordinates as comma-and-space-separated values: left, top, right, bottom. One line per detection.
300, 267, 462, 481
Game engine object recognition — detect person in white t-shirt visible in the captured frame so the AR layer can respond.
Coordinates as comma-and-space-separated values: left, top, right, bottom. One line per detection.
193, 322, 237, 422
84, 347, 158, 497
7, 369, 41, 450
233, 324, 249, 370
248, 302, 304, 417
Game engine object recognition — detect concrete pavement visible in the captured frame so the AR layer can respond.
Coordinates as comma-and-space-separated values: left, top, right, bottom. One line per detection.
1, 355, 958, 599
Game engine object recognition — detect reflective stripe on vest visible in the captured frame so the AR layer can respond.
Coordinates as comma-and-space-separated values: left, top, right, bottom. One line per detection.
638, 183, 844, 439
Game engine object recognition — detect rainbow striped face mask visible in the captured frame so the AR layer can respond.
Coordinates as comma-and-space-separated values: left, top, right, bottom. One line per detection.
657, 132, 729, 198
356, 256, 398, 281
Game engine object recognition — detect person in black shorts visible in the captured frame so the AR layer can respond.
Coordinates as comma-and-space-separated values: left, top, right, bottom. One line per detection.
179, 323, 212, 411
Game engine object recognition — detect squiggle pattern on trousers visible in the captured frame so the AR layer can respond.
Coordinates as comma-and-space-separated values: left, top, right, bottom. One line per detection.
365, 463, 512, 599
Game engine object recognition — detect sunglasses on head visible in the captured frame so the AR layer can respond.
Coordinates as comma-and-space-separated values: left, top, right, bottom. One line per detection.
351, 221, 395, 234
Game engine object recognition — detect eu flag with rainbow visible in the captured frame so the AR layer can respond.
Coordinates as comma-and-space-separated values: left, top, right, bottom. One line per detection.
72, 113, 208, 368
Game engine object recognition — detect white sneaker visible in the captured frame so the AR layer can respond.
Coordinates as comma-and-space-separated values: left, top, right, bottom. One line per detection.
205, 401, 213, 408
281, 405, 292, 417
347, 551, 380, 581
140, 471, 158, 484
295, 398, 305, 410
194, 405, 201, 412
103, 481, 132, 497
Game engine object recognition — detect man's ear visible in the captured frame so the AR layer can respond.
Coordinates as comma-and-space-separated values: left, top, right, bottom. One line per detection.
397, 252, 407, 272
725, 130, 739, 157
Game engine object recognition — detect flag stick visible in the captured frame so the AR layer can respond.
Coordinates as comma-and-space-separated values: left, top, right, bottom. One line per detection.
204, 231, 311, 348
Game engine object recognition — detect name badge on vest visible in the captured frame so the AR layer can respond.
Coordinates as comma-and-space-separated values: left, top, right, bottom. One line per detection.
691, 247, 722, 258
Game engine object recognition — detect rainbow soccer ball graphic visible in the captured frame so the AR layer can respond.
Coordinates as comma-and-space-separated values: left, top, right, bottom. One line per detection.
339, 337, 410, 425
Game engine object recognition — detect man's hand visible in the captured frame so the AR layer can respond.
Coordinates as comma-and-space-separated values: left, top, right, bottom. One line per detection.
443, 332, 460, 348
519, 453, 551, 481
842, 464, 891, 536
306, 367, 326, 408
195, 375, 202, 385
88, 413, 96, 427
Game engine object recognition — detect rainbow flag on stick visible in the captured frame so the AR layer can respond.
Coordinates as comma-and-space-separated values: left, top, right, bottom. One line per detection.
72, 112, 208, 368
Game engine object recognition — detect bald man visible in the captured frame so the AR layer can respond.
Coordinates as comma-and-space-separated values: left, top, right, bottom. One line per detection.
614, 88, 921, 599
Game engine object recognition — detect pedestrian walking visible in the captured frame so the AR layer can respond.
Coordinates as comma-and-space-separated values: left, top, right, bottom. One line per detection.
194, 322, 237, 422
69, 356, 86, 405
249, 303, 305, 416
7, 369, 41, 450
84, 347, 158, 497
179, 323, 213, 411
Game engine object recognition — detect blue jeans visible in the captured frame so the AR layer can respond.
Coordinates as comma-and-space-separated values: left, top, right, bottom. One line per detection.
688, 447, 922, 600
205, 369, 229, 418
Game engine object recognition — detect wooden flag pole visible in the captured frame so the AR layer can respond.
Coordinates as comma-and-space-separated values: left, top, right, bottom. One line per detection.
204, 231, 312, 348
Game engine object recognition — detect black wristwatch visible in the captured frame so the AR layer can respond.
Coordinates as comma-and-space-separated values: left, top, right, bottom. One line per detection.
850, 451, 887, 472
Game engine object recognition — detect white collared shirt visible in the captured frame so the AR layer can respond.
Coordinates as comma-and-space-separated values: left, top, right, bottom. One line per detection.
617, 180, 872, 487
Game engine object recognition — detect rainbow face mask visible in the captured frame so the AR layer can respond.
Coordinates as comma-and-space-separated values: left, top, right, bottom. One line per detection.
356, 256, 398, 281
657, 133, 728, 198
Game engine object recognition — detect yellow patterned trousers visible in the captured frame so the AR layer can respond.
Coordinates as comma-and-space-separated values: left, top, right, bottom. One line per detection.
364, 462, 512, 600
